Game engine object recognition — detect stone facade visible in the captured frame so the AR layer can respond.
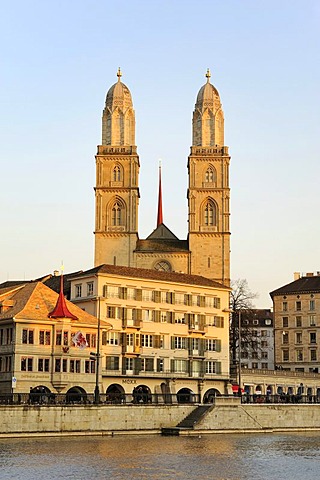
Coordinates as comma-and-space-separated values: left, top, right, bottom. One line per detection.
94, 69, 230, 286
270, 272, 320, 373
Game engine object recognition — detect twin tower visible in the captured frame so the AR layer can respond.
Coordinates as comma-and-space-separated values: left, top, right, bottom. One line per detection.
94, 69, 231, 286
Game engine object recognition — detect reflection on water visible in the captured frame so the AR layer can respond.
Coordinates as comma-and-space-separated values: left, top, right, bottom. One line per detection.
0, 432, 320, 479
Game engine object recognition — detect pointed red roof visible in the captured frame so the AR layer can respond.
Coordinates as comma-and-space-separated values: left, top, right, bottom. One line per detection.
48, 275, 78, 320
157, 164, 163, 227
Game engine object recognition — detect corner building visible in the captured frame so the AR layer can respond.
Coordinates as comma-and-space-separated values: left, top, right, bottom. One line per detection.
94, 69, 231, 286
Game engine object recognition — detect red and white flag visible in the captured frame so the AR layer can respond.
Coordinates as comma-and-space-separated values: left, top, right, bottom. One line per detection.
72, 331, 88, 349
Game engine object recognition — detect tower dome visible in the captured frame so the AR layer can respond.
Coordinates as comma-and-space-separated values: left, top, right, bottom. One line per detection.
102, 68, 135, 146
192, 69, 224, 147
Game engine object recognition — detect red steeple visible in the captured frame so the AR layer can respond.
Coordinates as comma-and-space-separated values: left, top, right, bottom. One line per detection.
157, 163, 163, 227
48, 274, 78, 320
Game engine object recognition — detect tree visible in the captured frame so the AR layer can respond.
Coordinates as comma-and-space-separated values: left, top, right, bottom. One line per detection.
229, 279, 258, 373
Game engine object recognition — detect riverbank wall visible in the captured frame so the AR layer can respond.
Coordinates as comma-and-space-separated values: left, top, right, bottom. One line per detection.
1, 398, 320, 437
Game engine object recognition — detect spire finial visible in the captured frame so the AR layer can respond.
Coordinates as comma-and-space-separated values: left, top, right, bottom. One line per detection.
206, 68, 211, 83
117, 67, 122, 81
157, 160, 163, 227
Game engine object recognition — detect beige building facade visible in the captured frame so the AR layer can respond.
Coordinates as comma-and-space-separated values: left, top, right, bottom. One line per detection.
94, 69, 231, 286
270, 272, 320, 373
70, 264, 231, 401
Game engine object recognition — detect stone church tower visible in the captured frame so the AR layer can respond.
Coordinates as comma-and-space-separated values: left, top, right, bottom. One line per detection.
94, 69, 230, 286
188, 69, 230, 285
94, 68, 140, 267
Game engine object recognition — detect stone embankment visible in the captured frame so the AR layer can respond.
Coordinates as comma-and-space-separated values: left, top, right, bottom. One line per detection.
1, 397, 320, 437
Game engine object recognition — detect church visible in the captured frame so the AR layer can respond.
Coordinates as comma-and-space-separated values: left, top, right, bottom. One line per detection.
94, 69, 231, 287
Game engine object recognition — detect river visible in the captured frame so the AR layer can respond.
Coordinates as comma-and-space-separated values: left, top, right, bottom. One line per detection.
0, 432, 319, 479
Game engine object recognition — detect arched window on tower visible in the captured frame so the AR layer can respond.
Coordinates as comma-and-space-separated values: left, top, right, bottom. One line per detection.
113, 165, 121, 182
205, 166, 216, 184
203, 199, 217, 226
112, 201, 123, 226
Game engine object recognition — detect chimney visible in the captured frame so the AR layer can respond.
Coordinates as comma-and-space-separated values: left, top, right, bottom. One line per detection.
53, 270, 60, 277
306, 272, 314, 277
294, 272, 300, 281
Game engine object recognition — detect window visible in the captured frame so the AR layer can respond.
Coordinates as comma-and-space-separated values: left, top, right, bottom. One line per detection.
107, 332, 119, 345
282, 302, 288, 312
173, 336, 186, 349
214, 297, 221, 309
282, 332, 289, 344
253, 320, 259, 326
106, 286, 119, 298
205, 166, 215, 183
261, 363, 268, 369
39, 330, 51, 345
142, 309, 152, 321
111, 200, 124, 226
62, 359, 68, 372
113, 165, 121, 182
310, 300, 315, 311
55, 358, 61, 372
75, 284, 82, 298
141, 358, 154, 372
70, 360, 81, 373
261, 352, 268, 359
142, 290, 152, 302
85, 360, 96, 373
21, 357, 33, 371
206, 339, 221, 351
127, 287, 136, 300
252, 362, 259, 369
205, 361, 220, 374
282, 349, 289, 362
252, 352, 259, 359
310, 315, 316, 326
141, 335, 153, 348
175, 293, 184, 305
310, 332, 317, 344
261, 341, 268, 348
296, 332, 302, 344
192, 338, 199, 351
296, 301, 301, 311
106, 356, 119, 370
125, 358, 134, 371
296, 349, 303, 361
261, 330, 268, 337
157, 358, 164, 372
38, 358, 49, 372
282, 317, 288, 328
154, 260, 172, 272
63, 331, 69, 346
56, 331, 62, 345
296, 316, 302, 327
86, 333, 97, 348
87, 282, 94, 296
310, 350, 317, 361
22, 329, 34, 344
204, 200, 216, 226
173, 359, 188, 373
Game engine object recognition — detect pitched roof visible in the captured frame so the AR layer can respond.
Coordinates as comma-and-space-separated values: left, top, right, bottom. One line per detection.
135, 239, 189, 252
0, 282, 102, 326
70, 264, 230, 290
270, 275, 320, 298
0, 271, 82, 300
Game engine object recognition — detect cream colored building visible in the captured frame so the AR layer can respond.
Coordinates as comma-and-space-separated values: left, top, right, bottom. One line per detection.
70, 264, 231, 401
94, 69, 231, 286
270, 272, 320, 373
0, 282, 107, 397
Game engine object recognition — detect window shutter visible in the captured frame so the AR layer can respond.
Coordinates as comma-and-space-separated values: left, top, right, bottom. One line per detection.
121, 358, 126, 375
136, 288, 142, 301
199, 338, 205, 356
103, 285, 108, 298
216, 339, 221, 352
171, 336, 175, 349
200, 296, 205, 307
154, 335, 161, 348
134, 358, 141, 375
199, 314, 205, 330
136, 309, 142, 321
170, 359, 175, 373
215, 361, 221, 374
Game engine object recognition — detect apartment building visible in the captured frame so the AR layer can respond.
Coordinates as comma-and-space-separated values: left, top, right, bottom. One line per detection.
70, 264, 231, 401
270, 272, 320, 372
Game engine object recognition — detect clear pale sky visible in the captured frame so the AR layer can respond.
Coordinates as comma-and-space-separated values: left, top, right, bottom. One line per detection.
1, 1, 319, 308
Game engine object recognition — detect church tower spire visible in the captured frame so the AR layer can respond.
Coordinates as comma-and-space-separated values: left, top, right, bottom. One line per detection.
157, 162, 163, 227
94, 70, 140, 268
188, 69, 230, 286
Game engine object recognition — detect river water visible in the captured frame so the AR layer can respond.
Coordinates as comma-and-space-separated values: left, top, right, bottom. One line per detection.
0, 432, 319, 479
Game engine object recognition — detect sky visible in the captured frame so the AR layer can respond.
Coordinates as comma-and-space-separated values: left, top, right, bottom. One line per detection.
0, 0, 319, 308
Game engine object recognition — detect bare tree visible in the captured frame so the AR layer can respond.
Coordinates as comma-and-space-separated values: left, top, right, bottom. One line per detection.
229, 279, 258, 373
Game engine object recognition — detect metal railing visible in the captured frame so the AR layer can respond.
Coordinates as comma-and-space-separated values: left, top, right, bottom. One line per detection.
0, 392, 201, 406
240, 394, 320, 404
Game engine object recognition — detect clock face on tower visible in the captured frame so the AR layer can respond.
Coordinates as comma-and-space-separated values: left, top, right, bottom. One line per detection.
154, 260, 172, 272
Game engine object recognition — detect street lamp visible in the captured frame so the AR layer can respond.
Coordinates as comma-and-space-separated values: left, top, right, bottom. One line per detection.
238, 310, 242, 395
